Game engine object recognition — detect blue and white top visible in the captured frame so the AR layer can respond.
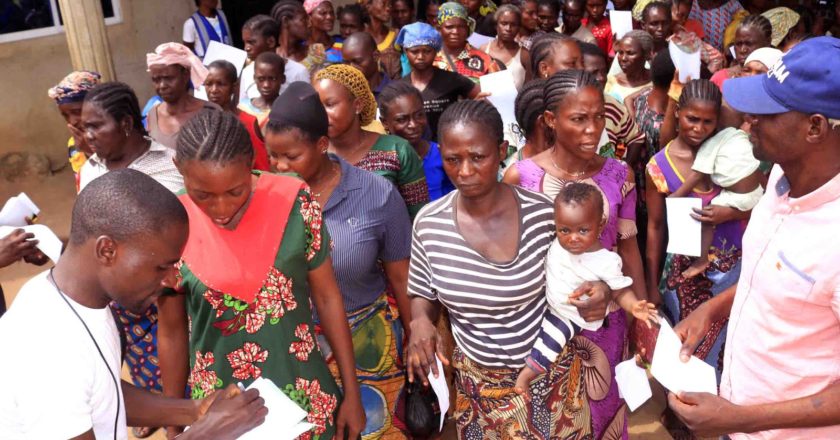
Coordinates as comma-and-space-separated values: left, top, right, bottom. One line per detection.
320, 155, 413, 314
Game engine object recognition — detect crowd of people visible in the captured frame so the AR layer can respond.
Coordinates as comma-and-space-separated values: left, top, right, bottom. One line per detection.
1, 0, 840, 438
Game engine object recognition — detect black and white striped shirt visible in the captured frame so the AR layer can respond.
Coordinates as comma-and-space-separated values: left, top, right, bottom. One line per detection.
408, 186, 556, 368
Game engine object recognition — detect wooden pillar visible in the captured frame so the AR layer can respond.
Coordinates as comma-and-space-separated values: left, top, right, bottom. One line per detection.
56, 0, 117, 81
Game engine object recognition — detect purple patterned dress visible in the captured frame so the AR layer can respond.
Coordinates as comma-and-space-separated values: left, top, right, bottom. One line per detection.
514, 157, 637, 439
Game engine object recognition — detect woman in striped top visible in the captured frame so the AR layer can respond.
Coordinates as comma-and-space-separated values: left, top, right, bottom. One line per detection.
407, 100, 611, 438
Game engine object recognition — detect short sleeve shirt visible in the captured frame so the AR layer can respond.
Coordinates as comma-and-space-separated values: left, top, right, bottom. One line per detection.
400, 69, 474, 140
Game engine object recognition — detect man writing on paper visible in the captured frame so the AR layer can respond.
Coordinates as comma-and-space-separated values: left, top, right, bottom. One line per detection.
667, 37, 840, 439
0, 170, 267, 439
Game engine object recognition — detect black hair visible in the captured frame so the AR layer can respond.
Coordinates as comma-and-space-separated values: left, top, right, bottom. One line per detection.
544, 69, 600, 112
563, 0, 585, 8
671, 0, 691, 5
651, 48, 675, 88
394, 0, 415, 10
438, 100, 504, 146
207, 60, 238, 83
642, 1, 671, 21
530, 33, 575, 74
793, 6, 814, 32
265, 120, 325, 143
84, 82, 146, 135
70, 169, 187, 245
338, 3, 366, 24
537, 0, 560, 14
578, 41, 606, 61
272, 0, 306, 33
555, 181, 604, 218
243, 14, 280, 40
738, 14, 773, 45
377, 81, 424, 119
514, 79, 545, 140
678, 78, 722, 110
255, 51, 287, 73
343, 31, 378, 52
176, 109, 254, 164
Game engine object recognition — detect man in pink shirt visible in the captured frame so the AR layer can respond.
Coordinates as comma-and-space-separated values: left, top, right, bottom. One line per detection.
666, 36, 840, 439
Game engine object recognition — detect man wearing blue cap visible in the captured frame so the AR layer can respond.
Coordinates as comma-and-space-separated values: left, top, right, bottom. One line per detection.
667, 36, 840, 439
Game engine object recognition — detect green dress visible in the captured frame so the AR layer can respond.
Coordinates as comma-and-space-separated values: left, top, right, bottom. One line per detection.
355, 134, 429, 220
177, 173, 340, 440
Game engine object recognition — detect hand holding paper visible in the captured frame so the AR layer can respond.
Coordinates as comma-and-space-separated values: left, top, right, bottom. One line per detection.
615, 359, 652, 411
650, 321, 717, 395
427, 357, 450, 431
235, 378, 316, 440
665, 197, 703, 257
0, 224, 62, 263
0, 193, 39, 227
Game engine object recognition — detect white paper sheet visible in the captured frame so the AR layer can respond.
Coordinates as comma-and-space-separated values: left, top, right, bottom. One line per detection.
467, 32, 493, 49
615, 359, 652, 412
480, 69, 519, 145
650, 321, 718, 395
427, 357, 450, 432
236, 378, 316, 440
0, 193, 39, 227
665, 197, 702, 257
609, 10, 634, 40
203, 41, 249, 75
0, 224, 62, 263
669, 41, 701, 83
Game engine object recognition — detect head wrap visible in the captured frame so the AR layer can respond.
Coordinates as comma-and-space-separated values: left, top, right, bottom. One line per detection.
269, 82, 329, 139
437, 2, 475, 35
744, 47, 783, 69
314, 64, 377, 126
762, 7, 800, 47
304, 0, 331, 14
47, 71, 101, 105
146, 42, 209, 88
396, 22, 443, 51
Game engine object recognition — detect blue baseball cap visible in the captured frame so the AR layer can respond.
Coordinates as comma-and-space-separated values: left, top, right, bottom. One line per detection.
722, 37, 840, 119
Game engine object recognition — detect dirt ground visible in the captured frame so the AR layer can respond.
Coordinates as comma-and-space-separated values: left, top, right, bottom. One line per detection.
0, 168, 673, 440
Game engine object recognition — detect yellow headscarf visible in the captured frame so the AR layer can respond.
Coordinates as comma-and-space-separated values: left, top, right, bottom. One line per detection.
314, 64, 378, 126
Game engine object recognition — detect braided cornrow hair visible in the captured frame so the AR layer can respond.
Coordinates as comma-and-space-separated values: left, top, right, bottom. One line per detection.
84, 82, 146, 135
678, 78, 722, 110
530, 33, 575, 76
271, 0, 306, 33
514, 79, 546, 140
176, 109, 254, 164
738, 14, 773, 46
438, 100, 504, 146
377, 81, 423, 119
544, 69, 600, 112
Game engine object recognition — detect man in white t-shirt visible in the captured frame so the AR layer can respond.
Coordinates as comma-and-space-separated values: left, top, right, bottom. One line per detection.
183, 0, 233, 58
0, 170, 267, 440
238, 14, 310, 105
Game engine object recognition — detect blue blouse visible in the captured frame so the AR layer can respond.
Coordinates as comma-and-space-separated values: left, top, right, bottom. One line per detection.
423, 142, 455, 201
320, 155, 412, 314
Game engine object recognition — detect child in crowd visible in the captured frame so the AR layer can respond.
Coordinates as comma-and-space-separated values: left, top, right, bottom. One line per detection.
238, 52, 286, 130
515, 182, 658, 394
182, 0, 233, 58
378, 81, 455, 200
581, 0, 613, 56
238, 15, 309, 104
666, 79, 763, 278
337, 4, 366, 38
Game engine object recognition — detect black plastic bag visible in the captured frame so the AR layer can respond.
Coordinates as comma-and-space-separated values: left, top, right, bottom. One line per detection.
404, 378, 441, 438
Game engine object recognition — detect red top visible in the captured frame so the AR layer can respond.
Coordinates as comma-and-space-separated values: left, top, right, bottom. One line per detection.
238, 112, 270, 171
583, 15, 613, 57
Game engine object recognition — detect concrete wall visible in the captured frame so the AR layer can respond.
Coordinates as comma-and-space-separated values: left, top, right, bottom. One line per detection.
0, 0, 195, 168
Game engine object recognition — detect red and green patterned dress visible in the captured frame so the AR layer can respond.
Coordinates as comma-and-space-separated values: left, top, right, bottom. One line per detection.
176, 173, 341, 439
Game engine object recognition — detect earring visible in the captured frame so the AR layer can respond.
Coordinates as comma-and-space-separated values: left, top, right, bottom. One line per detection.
125, 128, 131, 137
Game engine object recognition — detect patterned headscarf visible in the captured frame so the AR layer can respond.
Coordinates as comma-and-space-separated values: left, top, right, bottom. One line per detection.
304, 0, 331, 14
314, 64, 378, 126
396, 22, 443, 51
437, 2, 475, 35
146, 42, 209, 87
761, 7, 800, 47
48, 71, 102, 105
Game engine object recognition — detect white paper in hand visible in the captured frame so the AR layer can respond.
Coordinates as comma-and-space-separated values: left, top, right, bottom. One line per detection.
479, 69, 519, 144
236, 377, 315, 440
0, 224, 62, 262
650, 321, 717, 395
669, 40, 701, 83
615, 359, 652, 412
0, 193, 39, 227
467, 33, 493, 49
203, 41, 249, 75
427, 357, 450, 432
610, 10, 633, 40
665, 197, 703, 257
